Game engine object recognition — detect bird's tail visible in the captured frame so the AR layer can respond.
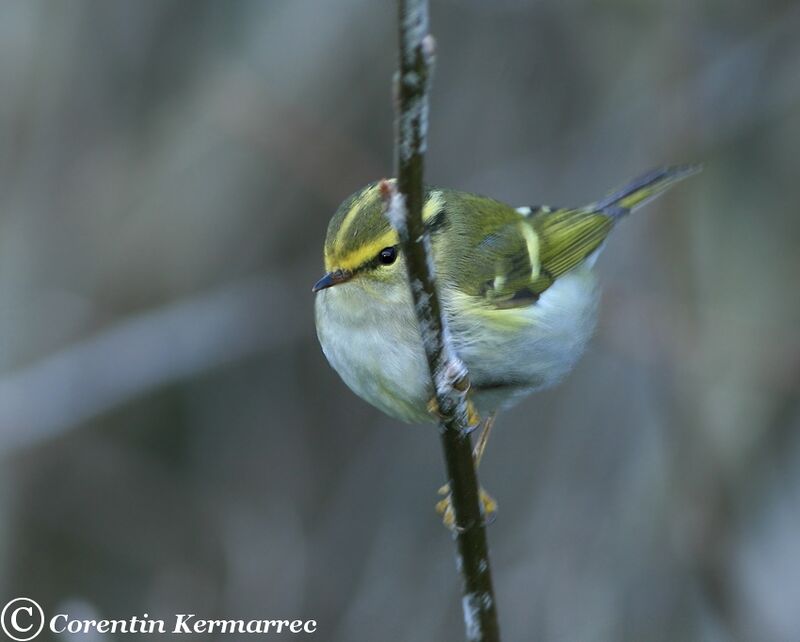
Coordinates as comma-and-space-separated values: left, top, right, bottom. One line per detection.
593, 164, 702, 219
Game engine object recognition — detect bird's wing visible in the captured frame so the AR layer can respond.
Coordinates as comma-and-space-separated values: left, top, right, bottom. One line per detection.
528, 207, 614, 291
467, 208, 613, 308
437, 188, 613, 309
443, 165, 699, 309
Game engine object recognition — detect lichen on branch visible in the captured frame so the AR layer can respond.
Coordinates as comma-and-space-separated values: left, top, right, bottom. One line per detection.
385, 1, 502, 640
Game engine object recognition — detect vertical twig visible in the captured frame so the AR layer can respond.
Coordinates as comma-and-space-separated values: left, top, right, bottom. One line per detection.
385, 1, 501, 640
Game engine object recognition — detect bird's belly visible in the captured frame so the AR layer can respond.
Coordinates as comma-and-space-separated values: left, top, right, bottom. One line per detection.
315, 268, 599, 423
315, 286, 432, 423
452, 268, 600, 413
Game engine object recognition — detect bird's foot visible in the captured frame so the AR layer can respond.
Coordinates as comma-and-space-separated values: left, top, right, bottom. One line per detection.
426, 396, 481, 433
435, 483, 498, 531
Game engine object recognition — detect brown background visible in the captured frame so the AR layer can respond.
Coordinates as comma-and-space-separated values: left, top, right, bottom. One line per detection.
1, 1, 799, 640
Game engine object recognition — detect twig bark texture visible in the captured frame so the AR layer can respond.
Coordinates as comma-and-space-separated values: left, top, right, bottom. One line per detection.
387, 2, 501, 640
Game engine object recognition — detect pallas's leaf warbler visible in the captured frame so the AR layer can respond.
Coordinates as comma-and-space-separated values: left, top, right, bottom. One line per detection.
314, 166, 698, 427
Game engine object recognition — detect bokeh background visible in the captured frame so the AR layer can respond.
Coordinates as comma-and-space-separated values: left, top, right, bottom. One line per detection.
1, 1, 799, 640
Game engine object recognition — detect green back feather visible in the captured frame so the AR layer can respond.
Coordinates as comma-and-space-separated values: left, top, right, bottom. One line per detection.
439, 165, 699, 308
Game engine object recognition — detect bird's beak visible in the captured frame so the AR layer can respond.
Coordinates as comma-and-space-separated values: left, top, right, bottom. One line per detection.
312, 269, 352, 292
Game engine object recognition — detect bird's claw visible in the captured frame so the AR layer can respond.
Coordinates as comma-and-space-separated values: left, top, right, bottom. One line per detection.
436, 483, 498, 531
426, 397, 481, 433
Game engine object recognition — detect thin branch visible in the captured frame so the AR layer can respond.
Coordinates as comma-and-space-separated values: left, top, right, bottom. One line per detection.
0, 276, 297, 458
388, 2, 501, 640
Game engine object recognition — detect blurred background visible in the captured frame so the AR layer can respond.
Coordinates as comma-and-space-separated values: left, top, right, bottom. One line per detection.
1, 1, 798, 640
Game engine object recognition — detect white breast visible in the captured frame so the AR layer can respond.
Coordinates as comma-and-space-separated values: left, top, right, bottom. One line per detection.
315, 280, 432, 423
314, 268, 599, 423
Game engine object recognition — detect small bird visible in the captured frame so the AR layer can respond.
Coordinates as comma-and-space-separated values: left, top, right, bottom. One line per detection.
313, 166, 698, 522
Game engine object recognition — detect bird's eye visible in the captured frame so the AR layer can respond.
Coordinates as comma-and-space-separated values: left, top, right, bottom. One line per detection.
378, 246, 397, 265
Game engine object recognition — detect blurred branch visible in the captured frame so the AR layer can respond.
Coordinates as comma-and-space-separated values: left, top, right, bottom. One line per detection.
0, 276, 297, 458
389, 2, 500, 640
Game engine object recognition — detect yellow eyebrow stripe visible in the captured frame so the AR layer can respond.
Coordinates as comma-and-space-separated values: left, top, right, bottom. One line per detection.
327, 228, 399, 272
326, 187, 443, 272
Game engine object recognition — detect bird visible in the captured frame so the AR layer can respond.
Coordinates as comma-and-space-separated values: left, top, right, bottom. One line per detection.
312, 165, 699, 525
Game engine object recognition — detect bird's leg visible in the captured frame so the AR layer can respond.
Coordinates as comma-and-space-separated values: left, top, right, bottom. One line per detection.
472, 412, 496, 468
436, 410, 498, 530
